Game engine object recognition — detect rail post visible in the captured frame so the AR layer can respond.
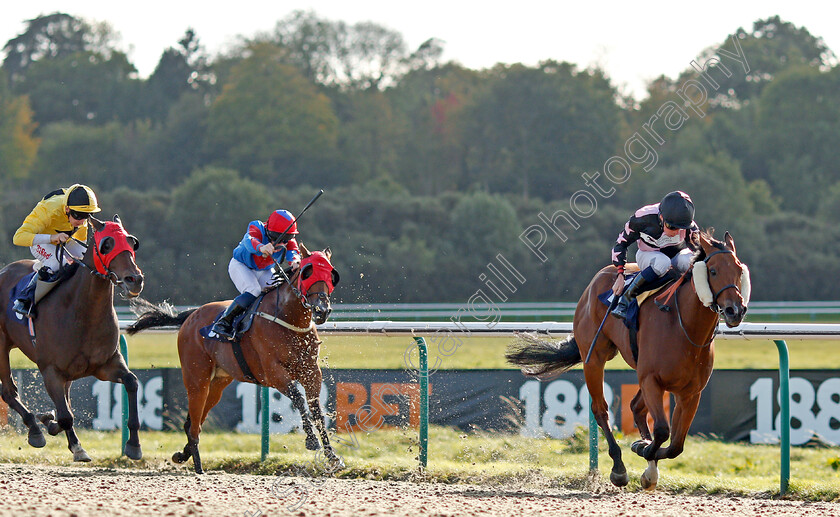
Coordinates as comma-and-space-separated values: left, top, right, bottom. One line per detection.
420, 339, 429, 468
774, 340, 790, 496
261, 385, 270, 461
413, 336, 429, 468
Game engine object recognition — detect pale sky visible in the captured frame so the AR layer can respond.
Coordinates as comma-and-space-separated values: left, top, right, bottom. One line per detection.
2, 1, 839, 99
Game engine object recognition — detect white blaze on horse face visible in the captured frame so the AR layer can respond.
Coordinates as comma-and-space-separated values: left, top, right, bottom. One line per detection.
692, 261, 714, 307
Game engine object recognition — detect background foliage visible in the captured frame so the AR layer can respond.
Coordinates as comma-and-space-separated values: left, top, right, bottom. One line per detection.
1, 12, 837, 304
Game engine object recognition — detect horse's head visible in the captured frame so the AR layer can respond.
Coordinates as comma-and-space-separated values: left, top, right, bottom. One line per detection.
297, 244, 339, 325
87, 215, 144, 298
693, 231, 750, 328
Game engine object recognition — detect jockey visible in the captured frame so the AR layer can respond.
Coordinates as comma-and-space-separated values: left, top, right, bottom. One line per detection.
211, 209, 301, 339
610, 191, 699, 321
12, 184, 101, 317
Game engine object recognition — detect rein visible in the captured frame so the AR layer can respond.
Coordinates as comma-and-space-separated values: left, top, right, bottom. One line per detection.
673, 284, 719, 349
668, 248, 740, 349
67, 234, 127, 290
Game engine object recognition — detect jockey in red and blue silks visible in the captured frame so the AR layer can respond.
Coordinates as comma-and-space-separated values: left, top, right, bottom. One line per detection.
211, 209, 301, 339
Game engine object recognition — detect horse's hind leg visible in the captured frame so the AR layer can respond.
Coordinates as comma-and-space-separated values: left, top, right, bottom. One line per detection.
180, 355, 214, 474
0, 350, 45, 448
583, 359, 628, 487
630, 389, 652, 442
40, 369, 90, 461
284, 382, 320, 451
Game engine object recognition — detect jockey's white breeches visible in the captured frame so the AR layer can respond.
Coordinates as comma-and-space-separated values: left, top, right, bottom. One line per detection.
228, 257, 276, 297
636, 248, 694, 277
29, 240, 87, 273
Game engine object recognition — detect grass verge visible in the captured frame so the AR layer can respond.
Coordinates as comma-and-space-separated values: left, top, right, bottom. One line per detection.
1, 425, 837, 501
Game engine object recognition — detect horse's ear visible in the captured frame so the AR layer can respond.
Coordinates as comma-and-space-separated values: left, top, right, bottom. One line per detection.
113, 214, 122, 226
89, 217, 105, 232
324, 247, 332, 260
724, 231, 736, 254
299, 241, 311, 258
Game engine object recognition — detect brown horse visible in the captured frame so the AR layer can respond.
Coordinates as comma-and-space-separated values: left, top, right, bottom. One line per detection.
127, 244, 342, 473
507, 231, 750, 489
0, 216, 144, 461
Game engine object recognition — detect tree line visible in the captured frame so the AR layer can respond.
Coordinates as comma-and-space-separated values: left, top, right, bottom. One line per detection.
0, 12, 838, 304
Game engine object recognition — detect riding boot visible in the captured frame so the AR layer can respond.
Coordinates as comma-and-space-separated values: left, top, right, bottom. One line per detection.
611, 274, 649, 321
211, 292, 256, 339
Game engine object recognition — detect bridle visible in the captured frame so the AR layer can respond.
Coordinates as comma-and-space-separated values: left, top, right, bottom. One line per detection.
270, 260, 331, 312
702, 249, 743, 314
66, 223, 137, 296
674, 248, 742, 348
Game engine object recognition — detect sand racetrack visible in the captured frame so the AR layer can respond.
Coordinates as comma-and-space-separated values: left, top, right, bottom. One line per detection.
0, 464, 837, 516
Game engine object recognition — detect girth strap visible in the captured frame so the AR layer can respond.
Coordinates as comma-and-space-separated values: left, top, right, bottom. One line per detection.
230, 340, 258, 384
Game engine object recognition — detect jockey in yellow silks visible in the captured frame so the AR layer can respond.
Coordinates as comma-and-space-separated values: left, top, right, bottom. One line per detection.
12, 184, 101, 317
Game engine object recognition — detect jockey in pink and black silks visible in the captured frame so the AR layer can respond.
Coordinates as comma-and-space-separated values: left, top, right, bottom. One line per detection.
610, 191, 700, 321
211, 209, 301, 339
12, 184, 101, 317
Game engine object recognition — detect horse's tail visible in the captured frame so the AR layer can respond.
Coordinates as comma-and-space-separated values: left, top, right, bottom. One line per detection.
126, 298, 197, 335
505, 332, 581, 380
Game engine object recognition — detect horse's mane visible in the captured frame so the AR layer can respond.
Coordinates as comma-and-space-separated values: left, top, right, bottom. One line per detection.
690, 228, 727, 265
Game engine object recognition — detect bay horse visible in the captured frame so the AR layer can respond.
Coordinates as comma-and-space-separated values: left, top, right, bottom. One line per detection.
127, 244, 343, 474
0, 216, 144, 461
507, 231, 750, 489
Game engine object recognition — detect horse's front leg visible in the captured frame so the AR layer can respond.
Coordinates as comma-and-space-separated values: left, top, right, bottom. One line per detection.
39, 368, 90, 461
299, 367, 344, 472
283, 382, 320, 451
95, 353, 142, 460
657, 392, 700, 460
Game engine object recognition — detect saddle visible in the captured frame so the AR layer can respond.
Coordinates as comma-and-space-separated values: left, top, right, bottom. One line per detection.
8, 264, 79, 322
199, 292, 267, 343
198, 293, 270, 384
598, 268, 680, 363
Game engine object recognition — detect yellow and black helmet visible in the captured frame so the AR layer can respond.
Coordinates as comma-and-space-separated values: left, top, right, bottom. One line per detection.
65, 184, 101, 213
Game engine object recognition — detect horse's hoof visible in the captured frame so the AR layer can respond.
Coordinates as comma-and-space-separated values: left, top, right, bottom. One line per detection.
38, 412, 55, 425
305, 434, 321, 451
325, 454, 345, 473
610, 468, 629, 487
641, 461, 659, 490
28, 429, 46, 448
193, 464, 204, 475
631, 439, 650, 456
73, 449, 92, 462
124, 443, 142, 460
172, 451, 189, 464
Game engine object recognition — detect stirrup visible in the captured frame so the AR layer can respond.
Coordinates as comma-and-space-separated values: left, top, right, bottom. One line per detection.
211, 322, 234, 339
13, 300, 34, 319
611, 299, 630, 320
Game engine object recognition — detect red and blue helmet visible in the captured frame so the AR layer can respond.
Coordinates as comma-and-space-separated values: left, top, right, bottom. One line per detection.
266, 209, 298, 235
